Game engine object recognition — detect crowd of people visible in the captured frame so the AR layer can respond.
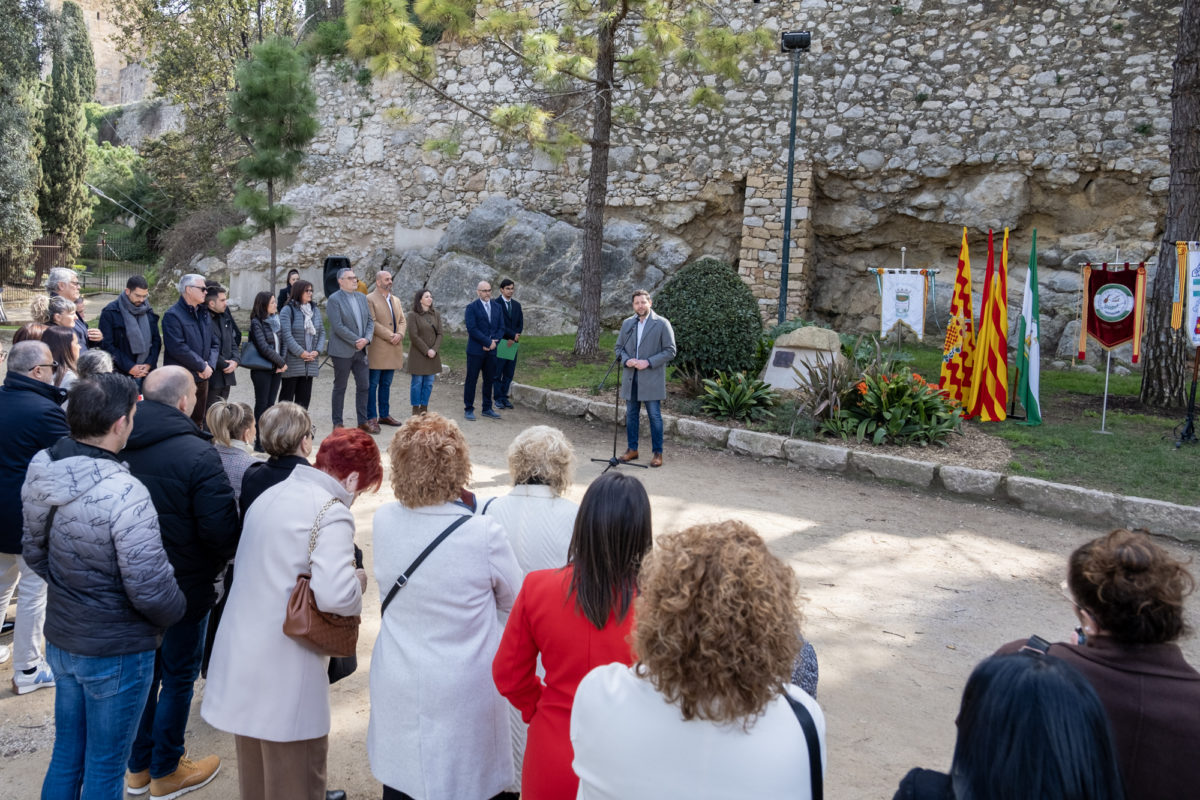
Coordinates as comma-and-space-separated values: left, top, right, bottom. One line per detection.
0, 266, 1198, 800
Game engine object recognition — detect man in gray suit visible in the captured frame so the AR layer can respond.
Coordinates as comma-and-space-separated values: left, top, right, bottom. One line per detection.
326, 267, 376, 433
616, 289, 676, 468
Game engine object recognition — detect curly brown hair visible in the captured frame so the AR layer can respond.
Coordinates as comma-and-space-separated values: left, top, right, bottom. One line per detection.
634, 520, 802, 726
1068, 528, 1195, 644
388, 412, 472, 508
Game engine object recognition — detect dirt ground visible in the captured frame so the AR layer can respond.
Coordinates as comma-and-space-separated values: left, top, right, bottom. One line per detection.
2, 365, 1199, 800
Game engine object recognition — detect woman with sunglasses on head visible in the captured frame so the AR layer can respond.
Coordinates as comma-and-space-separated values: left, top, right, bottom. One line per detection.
993, 528, 1200, 800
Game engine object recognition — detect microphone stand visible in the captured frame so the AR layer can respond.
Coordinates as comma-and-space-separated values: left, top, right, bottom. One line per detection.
592, 322, 648, 473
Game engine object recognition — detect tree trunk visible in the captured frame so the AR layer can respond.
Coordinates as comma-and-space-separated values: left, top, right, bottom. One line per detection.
573, 1, 617, 358
1141, 0, 1200, 408
267, 177, 278, 294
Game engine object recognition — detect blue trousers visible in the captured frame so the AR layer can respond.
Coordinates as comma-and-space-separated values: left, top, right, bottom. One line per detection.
410, 373, 435, 406
128, 614, 209, 778
43, 644, 155, 800
494, 349, 518, 402
368, 368, 395, 419
625, 374, 664, 453
464, 351, 497, 413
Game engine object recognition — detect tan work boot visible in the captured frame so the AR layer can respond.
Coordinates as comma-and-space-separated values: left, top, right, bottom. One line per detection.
149, 754, 221, 800
126, 769, 151, 796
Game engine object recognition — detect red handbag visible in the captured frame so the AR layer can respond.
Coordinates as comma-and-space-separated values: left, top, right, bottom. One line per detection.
282, 497, 360, 657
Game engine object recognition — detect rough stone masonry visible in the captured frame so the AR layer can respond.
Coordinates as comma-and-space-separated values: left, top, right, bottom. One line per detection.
222, 0, 1174, 363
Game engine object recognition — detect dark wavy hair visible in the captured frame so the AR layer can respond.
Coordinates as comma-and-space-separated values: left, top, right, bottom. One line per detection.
412, 288, 434, 314
251, 290, 274, 320
568, 472, 652, 630
289, 279, 314, 306
950, 653, 1125, 800
1068, 528, 1195, 644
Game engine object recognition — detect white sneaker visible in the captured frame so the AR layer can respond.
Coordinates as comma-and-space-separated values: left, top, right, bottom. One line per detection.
0, 643, 10, 664
12, 660, 54, 695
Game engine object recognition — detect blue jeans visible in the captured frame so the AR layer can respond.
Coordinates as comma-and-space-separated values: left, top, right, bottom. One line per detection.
625, 375, 664, 453
410, 374, 435, 406
128, 614, 208, 778
42, 644, 155, 800
368, 369, 395, 419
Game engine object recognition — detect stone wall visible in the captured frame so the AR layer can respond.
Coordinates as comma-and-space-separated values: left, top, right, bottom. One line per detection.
51, 0, 151, 106
223, 0, 1176, 355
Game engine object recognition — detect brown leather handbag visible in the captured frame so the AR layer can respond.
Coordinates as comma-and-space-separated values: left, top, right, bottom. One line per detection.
282, 497, 360, 657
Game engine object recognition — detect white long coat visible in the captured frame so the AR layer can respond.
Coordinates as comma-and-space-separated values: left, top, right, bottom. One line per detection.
201, 466, 363, 742
482, 484, 578, 576
368, 500, 522, 799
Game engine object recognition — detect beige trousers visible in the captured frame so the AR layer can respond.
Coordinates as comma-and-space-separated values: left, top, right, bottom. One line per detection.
234, 733, 327, 800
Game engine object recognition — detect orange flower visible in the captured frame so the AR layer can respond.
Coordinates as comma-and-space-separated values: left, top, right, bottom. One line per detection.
912, 372, 925, 384
856, 381, 868, 394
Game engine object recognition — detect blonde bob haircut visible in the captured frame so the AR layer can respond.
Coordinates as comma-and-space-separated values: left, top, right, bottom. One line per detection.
257, 401, 312, 457
206, 400, 255, 447
506, 425, 575, 496
634, 519, 802, 727
388, 412, 471, 508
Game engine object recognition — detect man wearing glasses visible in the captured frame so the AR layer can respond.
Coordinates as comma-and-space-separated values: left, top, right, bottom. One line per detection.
0, 341, 70, 692
162, 274, 214, 428
463, 280, 503, 420
327, 266, 374, 432
47, 267, 103, 351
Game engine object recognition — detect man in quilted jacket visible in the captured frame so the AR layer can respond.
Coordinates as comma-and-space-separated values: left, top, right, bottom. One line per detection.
22, 373, 186, 799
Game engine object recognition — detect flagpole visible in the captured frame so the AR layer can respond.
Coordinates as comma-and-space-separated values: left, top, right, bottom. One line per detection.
1175, 346, 1200, 448
1096, 351, 1113, 434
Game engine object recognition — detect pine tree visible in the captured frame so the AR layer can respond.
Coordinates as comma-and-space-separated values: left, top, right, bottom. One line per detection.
347, 0, 771, 356
38, 2, 92, 265
220, 36, 319, 292
61, 0, 95, 101
0, 0, 46, 264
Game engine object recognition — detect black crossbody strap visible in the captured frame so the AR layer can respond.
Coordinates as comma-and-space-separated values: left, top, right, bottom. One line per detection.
481, 497, 496, 514
785, 692, 823, 800
380, 515, 471, 614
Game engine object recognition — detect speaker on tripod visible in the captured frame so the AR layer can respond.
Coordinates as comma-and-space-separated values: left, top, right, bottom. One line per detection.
322, 255, 351, 300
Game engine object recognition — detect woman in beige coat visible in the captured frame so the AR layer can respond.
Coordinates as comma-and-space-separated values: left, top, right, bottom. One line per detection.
406, 289, 443, 414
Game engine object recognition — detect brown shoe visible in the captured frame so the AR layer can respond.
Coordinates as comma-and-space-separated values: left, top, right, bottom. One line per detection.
126, 769, 150, 796
149, 754, 221, 799
359, 420, 381, 434
379, 416, 403, 426
332, 423, 344, 430
650, 452, 663, 467
619, 449, 639, 462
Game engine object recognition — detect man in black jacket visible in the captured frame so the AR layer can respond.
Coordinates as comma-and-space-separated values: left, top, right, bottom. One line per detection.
0, 341, 69, 693
204, 282, 241, 414
492, 277, 523, 409
99, 275, 161, 383
162, 274, 213, 428
120, 365, 240, 799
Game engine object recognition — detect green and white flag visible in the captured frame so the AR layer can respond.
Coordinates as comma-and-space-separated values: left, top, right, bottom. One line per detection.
1015, 229, 1042, 424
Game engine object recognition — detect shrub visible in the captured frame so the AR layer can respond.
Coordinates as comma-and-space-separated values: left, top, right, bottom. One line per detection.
700, 371, 777, 422
823, 367, 962, 446
788, 350, 860, 436
301, 19, 350, 63
652, 257, 762, 385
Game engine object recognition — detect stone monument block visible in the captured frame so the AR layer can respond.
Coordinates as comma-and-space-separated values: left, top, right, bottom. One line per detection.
762, 326, 845, 390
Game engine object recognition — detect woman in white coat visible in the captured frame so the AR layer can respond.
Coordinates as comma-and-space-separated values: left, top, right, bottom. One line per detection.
202, 429, 383, 800
369, 412, 522, 800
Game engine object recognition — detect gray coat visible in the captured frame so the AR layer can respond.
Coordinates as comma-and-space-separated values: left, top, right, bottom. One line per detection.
279, 301, 327, 378
326, 289, 373, 359
21, 438, 186, 657
617, 311, 677, 402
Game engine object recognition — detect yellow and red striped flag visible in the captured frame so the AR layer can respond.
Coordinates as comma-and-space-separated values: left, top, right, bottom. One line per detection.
939, 228, 975, 407
968, 228, 1010, 421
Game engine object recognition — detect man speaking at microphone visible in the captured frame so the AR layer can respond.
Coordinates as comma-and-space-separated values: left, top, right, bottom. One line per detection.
616, 289, 676, 468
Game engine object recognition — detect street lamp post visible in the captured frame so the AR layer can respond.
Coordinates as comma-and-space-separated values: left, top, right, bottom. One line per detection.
778, 30, 811, 326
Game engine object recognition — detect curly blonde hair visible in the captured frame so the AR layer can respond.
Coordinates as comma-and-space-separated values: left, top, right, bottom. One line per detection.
634, 520, 802, 726
388, 412, 471, 508
506, 425, 575, 496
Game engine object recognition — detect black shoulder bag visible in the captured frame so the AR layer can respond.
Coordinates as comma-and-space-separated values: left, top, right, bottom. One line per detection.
380, 515, 471, 614
784, 691, 823, 800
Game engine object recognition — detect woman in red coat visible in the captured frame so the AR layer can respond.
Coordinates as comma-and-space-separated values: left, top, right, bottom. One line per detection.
492, 471, 652, 800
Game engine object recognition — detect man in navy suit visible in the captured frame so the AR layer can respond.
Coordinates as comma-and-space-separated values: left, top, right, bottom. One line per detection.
463, 280, 502, 420
491, 278, 523, 409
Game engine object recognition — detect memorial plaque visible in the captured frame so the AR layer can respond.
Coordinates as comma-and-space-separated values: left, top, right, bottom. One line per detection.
772, 350, 796, 368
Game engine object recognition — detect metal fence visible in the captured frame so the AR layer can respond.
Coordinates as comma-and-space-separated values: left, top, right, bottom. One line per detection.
0, 231, 154, 324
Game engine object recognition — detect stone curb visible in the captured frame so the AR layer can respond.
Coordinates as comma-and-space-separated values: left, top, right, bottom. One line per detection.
512, 384, 1200, 544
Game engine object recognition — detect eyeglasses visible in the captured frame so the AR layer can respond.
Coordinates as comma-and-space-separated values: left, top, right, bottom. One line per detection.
33, 361, 59, 370
68, 281, 80, 287
478, 288, 492, 294
186, 284, 205, 292
306, 425, 317, 439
